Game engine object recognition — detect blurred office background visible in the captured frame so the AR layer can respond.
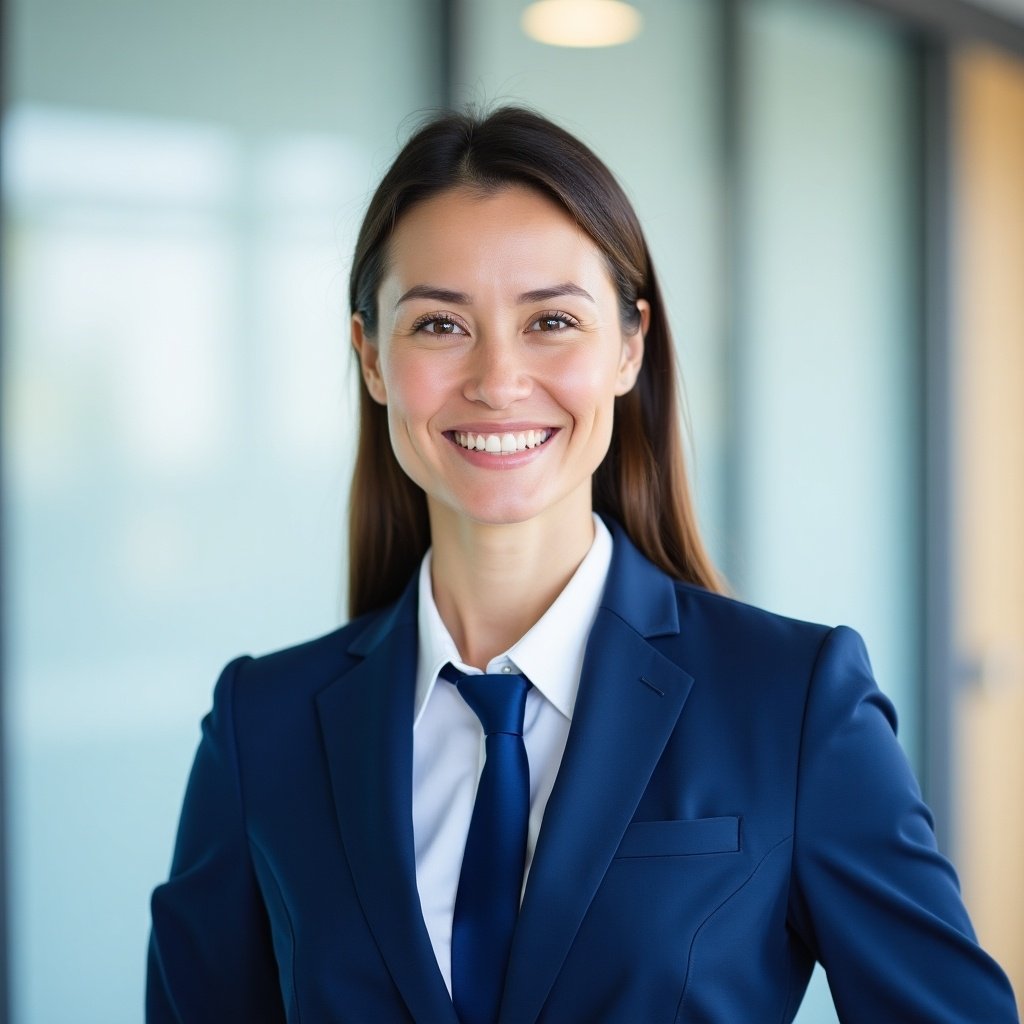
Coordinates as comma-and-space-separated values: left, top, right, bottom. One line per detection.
2, 0, 1022, 1020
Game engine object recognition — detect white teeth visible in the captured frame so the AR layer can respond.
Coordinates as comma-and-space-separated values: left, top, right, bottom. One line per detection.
453, 429, 551, 454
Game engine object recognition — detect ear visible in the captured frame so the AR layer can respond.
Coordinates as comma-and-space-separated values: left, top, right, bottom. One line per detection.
614, 299, 649, 396
352, 314, 387, 405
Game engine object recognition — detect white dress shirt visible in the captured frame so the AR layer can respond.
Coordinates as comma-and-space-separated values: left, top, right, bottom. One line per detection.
411, 515, 613, 994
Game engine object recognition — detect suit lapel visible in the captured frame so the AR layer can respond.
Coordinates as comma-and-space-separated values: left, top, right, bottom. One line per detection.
316, 585, 459, 1024
501, 526, 694, 1024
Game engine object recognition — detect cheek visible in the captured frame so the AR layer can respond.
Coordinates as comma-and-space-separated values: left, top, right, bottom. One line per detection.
552, 351, 623, 422
382, 350, 450, 420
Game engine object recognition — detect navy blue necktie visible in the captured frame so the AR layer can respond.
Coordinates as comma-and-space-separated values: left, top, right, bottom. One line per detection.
441, 664, 532, 1024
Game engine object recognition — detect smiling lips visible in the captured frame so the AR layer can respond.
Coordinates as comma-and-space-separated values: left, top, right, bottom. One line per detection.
451, 429, 553, 455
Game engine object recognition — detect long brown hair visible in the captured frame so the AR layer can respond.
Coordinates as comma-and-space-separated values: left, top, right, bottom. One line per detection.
348, 106, 723, 616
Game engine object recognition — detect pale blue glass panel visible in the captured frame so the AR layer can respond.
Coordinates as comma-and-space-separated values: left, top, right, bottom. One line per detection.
739, 3, 918, 1020
3, 1, 437, 1021
738, 0, 918, 758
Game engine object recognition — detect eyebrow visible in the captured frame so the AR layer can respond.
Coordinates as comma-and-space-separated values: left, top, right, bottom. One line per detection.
394, 281, 595, 309
519, 283, 595, 304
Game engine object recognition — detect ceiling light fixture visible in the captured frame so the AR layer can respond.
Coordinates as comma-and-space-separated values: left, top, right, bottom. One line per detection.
521, 0, 643, 49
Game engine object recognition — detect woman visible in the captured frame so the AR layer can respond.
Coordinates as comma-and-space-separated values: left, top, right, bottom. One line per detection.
148, 107, 1018, 1023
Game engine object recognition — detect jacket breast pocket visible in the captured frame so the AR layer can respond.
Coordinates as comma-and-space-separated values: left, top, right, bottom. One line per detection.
613, 815, 741, 858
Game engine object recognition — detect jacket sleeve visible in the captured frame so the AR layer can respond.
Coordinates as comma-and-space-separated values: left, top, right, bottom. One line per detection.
147, 656, 287, 1024
788, 625, 1019, 1023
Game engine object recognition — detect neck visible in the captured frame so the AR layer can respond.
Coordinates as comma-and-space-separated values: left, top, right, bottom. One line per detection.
428, 500, 596, 669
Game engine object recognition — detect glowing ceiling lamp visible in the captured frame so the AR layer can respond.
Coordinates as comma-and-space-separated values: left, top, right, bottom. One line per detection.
521, 0, 643, 49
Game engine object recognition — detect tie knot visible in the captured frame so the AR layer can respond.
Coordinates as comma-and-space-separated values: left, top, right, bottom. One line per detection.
440, 664, 531, 737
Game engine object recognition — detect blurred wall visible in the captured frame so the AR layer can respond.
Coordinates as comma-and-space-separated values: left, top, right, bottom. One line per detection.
736, 0, 919, 762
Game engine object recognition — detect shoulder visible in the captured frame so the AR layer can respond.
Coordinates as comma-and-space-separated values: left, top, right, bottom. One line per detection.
671, 582, 895, 754
672, 579, 838, 660
604, 516, 840, 672
602, 518, 860, 706
655, 578, 879, 727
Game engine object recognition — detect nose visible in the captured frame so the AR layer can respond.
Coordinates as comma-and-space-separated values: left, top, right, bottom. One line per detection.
463, 336, 533, 409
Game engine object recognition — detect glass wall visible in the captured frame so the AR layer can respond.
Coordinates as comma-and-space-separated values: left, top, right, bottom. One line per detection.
3, 1, 438, 1020
736, 1, 920, 754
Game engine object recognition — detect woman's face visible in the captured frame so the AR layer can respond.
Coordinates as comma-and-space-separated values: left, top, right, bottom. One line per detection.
353, 185, 646, 532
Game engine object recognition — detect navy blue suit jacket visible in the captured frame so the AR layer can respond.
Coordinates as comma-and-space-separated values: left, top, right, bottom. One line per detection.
148, 522, 1018, 1023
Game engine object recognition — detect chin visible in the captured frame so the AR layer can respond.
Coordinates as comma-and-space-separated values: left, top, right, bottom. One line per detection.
437, 480, 593, 531
427, 483, 553, 528
455, 499, 548, 527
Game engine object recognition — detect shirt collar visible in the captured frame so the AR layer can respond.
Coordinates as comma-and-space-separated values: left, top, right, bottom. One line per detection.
414, 514, 613, 728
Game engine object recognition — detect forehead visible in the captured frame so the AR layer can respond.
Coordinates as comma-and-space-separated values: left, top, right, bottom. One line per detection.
381, 185, 614, 298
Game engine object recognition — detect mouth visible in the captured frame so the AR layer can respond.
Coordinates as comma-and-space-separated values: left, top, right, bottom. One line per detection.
446, 428, 556, 455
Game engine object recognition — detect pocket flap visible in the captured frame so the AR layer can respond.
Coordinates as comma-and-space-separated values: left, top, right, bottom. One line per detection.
615, 816, 740, 858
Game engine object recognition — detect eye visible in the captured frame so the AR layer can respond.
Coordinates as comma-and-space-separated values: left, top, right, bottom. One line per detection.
413, 313, 467, 336
528, 311, 580, 333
